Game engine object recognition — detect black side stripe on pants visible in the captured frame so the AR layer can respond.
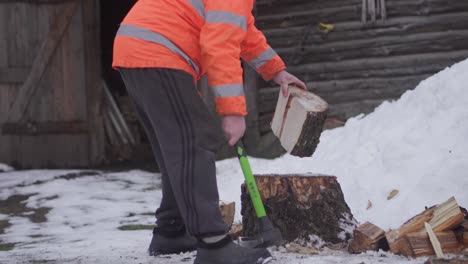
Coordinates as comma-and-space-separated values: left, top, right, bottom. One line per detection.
168, 72, 200, 233
161, 71, 199, 233
158, 71, 193, 231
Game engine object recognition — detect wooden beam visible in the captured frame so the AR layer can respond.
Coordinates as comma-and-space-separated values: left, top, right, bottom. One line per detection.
7, 0, 80, 123
2, 121, 88, 135
81, 0, 105, 165
0, 67, 29, 84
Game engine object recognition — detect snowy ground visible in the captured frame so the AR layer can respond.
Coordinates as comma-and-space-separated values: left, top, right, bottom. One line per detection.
1, 58, 467, 263
0, 170, 424, 264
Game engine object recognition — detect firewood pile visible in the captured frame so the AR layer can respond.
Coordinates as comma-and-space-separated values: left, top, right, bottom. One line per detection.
349, 197, 468, 259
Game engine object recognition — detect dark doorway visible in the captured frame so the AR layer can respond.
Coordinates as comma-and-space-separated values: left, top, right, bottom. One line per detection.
100, 0, 136, 95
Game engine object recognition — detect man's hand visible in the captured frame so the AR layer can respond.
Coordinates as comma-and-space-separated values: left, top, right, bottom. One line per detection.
222, 115, 246, 146
272, 70, 307, 97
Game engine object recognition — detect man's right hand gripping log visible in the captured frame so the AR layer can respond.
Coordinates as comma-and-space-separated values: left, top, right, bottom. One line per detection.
113, 0, 306, 263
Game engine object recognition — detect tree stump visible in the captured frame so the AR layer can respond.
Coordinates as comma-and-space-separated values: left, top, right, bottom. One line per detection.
241, 174, 356, 243
271, 86, 328, 157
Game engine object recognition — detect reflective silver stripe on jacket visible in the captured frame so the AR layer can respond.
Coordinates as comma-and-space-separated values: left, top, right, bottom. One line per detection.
248, 48, 277, 70
188, 0, 205, 18
206, 11, 247, 31
116, 25, 200, 75
212, 84, 245, 98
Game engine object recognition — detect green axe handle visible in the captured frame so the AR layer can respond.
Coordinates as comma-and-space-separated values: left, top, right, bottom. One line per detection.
235, 140, 267, 218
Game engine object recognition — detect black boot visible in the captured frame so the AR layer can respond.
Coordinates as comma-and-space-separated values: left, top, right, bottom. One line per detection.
194, 235, 272, 264
148, 226, 197, 256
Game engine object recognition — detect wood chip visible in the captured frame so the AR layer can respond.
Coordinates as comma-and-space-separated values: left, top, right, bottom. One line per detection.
387, 189, 399, 200
286, 243, 319, 255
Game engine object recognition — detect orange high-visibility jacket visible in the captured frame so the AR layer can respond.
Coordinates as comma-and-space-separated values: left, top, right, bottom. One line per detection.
113, 0, 286, 116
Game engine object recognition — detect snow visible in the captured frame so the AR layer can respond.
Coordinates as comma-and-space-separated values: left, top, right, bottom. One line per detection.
0, 171, 424, 264
218, 58, 468, 229
0, 163, 13, 173
1, 58, 468, 263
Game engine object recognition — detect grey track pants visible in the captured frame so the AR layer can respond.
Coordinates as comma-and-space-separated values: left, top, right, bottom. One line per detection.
119, 68, 228, 238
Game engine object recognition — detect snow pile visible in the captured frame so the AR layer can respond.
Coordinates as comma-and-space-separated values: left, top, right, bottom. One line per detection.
0, 163, 14, 172
217, 58, 468, 230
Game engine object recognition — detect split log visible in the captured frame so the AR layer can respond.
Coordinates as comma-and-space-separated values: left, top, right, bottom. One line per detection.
386, 197, 465, 255
455, 221, 468, 249
219, 202, 235, 229
425, 222, 445, 258
348, 222, 388, 253
271, 86, 328, 157
465, 232, 468, 249
241, 174, 356, 243
402, 231, 462, 258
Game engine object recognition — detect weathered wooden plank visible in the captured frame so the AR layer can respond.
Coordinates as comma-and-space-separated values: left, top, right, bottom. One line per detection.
7, 0, 79, 123
11, 134, 89, 169
264, 12, 468, 48
61, 2, 87, 121
256, 5, 360, 30
277, 30, 468, 67
256, 0, 468, 30
256, 0, 361, 16
6, 3, 39, 67
0, 84, 19, 166
0, 6, 7, 67
282, 50, 468, 82
2, 121, 88, 135
0, 67, 30, 84
386, 0, 468, 17
82, 0, 105, 165
258, 75, 428, 114
285, 63, 447, 83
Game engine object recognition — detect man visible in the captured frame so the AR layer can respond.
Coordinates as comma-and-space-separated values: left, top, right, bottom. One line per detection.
113, 0, 306, 263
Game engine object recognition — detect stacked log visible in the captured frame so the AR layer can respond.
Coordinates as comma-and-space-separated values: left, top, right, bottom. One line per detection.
348, 197, 467, 258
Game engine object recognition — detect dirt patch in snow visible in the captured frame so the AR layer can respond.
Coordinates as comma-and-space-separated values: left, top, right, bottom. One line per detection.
0, 194, 51, 223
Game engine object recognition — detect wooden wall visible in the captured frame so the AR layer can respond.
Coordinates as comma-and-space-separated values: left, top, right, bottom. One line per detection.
253, 0, 468, 136
0, 0, 104, 168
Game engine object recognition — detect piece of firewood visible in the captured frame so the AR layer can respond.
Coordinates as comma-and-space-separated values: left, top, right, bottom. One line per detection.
229, 223, 243, 240
219, 202, 235, 229
271, 86, 328, 157
241, 174, 356, 243
429, 197, 465, 232
465, 232, 468, 249
403, 231, 462, 257
425, 222, 445, 258
348, 222, 388, 254
454, 221, 468, 249
386, 197, 464, 255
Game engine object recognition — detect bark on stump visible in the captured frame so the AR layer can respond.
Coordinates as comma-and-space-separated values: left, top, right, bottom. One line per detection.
241, 174, 356, 243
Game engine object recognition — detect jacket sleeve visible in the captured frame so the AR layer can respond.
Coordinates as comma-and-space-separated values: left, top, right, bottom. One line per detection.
241, 14, 286, 81
200, 0, 252, 116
